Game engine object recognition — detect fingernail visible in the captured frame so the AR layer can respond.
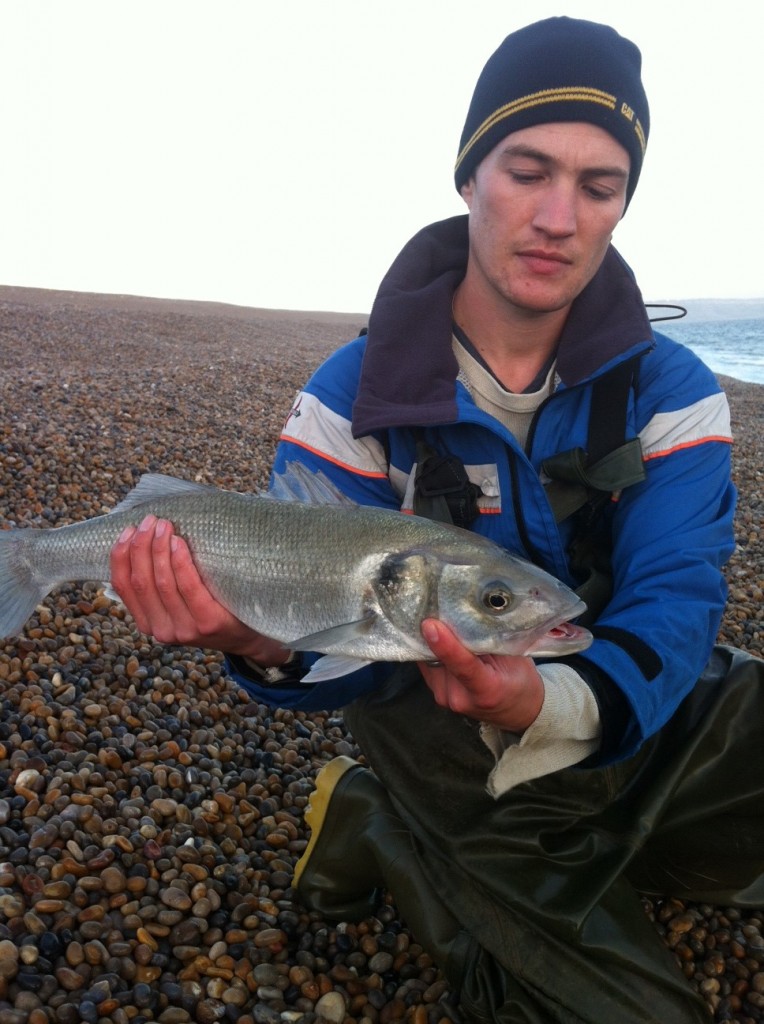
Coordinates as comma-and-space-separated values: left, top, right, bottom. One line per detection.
138, 515, 156, 533
117, 526, 135, 543
155, 519, 167, 538
421, 621, 439, 645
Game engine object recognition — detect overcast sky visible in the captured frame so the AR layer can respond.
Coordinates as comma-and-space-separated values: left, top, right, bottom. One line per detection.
3, 1, 762, 315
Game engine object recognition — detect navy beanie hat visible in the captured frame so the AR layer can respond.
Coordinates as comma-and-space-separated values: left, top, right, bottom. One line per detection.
455, 17, 649, 207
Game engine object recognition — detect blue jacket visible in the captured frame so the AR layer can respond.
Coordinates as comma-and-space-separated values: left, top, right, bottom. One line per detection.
231, 216, 735, 764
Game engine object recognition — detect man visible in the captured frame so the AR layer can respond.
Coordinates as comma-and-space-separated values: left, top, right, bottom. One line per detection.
111, 17, 764, 1023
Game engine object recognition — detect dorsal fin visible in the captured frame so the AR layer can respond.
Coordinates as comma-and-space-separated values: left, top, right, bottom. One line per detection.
113, 464, 356, 515
112, 474, 215, 514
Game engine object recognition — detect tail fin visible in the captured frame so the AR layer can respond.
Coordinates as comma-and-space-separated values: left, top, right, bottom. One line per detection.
0, 531, 47, 639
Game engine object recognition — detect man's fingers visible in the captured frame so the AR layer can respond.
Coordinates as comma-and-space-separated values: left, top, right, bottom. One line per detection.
110, 517, 189, 639
150, 519, 181, 603
167, 532, 238, 634
108, 517, 256, 651
110, 522, 154, 627
421, 618, 482, 686
110, 524, 137, 588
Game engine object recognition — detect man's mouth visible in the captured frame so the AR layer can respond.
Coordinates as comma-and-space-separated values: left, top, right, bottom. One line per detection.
520, 248, 572, 263
517, 250, 573, 276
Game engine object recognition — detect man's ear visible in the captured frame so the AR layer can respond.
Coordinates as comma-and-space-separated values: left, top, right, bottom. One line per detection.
460, 178, 475, 208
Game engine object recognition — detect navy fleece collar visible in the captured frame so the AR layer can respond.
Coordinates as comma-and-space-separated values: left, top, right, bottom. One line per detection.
352, 215, 653, 438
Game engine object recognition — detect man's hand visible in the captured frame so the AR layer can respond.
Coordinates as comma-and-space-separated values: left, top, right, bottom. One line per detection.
109, 516, 288, 663
418, 618, 544, 733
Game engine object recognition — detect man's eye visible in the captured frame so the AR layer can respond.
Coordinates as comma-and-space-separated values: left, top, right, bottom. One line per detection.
510, 172, 541, 184
585, 185, 615, 201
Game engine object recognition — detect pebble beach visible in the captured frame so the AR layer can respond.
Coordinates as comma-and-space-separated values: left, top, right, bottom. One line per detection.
0, 285, 762, 1024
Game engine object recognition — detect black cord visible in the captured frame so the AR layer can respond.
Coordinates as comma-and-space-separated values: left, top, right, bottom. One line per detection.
645, 303, 688, 323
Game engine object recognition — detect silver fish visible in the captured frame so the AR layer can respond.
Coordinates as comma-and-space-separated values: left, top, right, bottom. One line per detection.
0, 465, 591, 682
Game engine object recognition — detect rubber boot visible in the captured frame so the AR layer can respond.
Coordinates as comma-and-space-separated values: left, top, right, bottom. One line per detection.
293, 756, 473, 989
293, 756, 387, 920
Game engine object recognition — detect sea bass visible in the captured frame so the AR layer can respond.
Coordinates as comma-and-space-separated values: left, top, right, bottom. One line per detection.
0, 465, 591, 682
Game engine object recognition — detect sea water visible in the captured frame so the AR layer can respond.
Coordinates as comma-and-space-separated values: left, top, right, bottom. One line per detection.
658, 318, 764, 385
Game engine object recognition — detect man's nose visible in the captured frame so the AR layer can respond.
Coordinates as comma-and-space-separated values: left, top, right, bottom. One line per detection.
531, 184, 577, 236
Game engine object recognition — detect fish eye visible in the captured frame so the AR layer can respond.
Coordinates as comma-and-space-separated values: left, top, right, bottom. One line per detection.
481, 583, 514, 614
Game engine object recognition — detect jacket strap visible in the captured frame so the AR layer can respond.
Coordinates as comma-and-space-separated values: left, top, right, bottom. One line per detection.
412, 432, 482, 528
542, 355, 645, 524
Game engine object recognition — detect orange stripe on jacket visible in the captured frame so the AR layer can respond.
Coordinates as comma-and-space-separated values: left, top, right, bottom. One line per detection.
642, 435, 733, 462
280, 436, 389, 479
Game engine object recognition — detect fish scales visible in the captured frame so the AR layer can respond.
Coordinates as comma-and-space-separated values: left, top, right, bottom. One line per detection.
0, 469, 592, 681
27, 494, 491, 641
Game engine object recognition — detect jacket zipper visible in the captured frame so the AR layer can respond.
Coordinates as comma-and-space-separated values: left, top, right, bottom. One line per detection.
506, 444, 546, 565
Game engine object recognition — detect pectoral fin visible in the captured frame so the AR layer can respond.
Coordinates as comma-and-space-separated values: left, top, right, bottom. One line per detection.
301, 655, 374, 683
287, 612, 377, 652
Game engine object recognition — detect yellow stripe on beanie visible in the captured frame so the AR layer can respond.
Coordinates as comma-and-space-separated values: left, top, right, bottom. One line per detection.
455, 87, 618, 176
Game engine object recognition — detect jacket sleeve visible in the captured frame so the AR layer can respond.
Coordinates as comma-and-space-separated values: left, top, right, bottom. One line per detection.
274, 337, 401, 504
575, 337, 736, 761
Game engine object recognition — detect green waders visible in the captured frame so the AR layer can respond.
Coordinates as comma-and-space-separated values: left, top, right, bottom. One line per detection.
342, 645, 764, 1024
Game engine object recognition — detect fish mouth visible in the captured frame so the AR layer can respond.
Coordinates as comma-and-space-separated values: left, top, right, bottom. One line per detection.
524, 618, 593, 657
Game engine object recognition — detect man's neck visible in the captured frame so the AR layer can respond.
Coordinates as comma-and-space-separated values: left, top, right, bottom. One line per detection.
453, 277, 569, 394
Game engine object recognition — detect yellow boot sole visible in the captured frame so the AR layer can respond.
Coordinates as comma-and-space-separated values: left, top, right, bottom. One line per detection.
293, 755, 360, 890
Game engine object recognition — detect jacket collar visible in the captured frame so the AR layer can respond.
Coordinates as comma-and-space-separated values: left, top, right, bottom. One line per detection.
352, 215, 653, 438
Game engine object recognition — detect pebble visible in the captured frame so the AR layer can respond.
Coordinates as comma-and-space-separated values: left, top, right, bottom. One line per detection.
315, 990, 348, 1022
0, 291, 760, 1024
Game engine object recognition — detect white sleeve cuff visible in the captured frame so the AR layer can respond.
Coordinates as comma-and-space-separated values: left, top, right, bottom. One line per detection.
479, 663, 602, 798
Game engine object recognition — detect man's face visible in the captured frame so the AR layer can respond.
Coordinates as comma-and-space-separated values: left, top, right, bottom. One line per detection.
460, 122, 630, 318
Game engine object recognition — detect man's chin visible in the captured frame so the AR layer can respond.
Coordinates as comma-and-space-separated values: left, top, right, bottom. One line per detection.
508, 291, 576, 317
